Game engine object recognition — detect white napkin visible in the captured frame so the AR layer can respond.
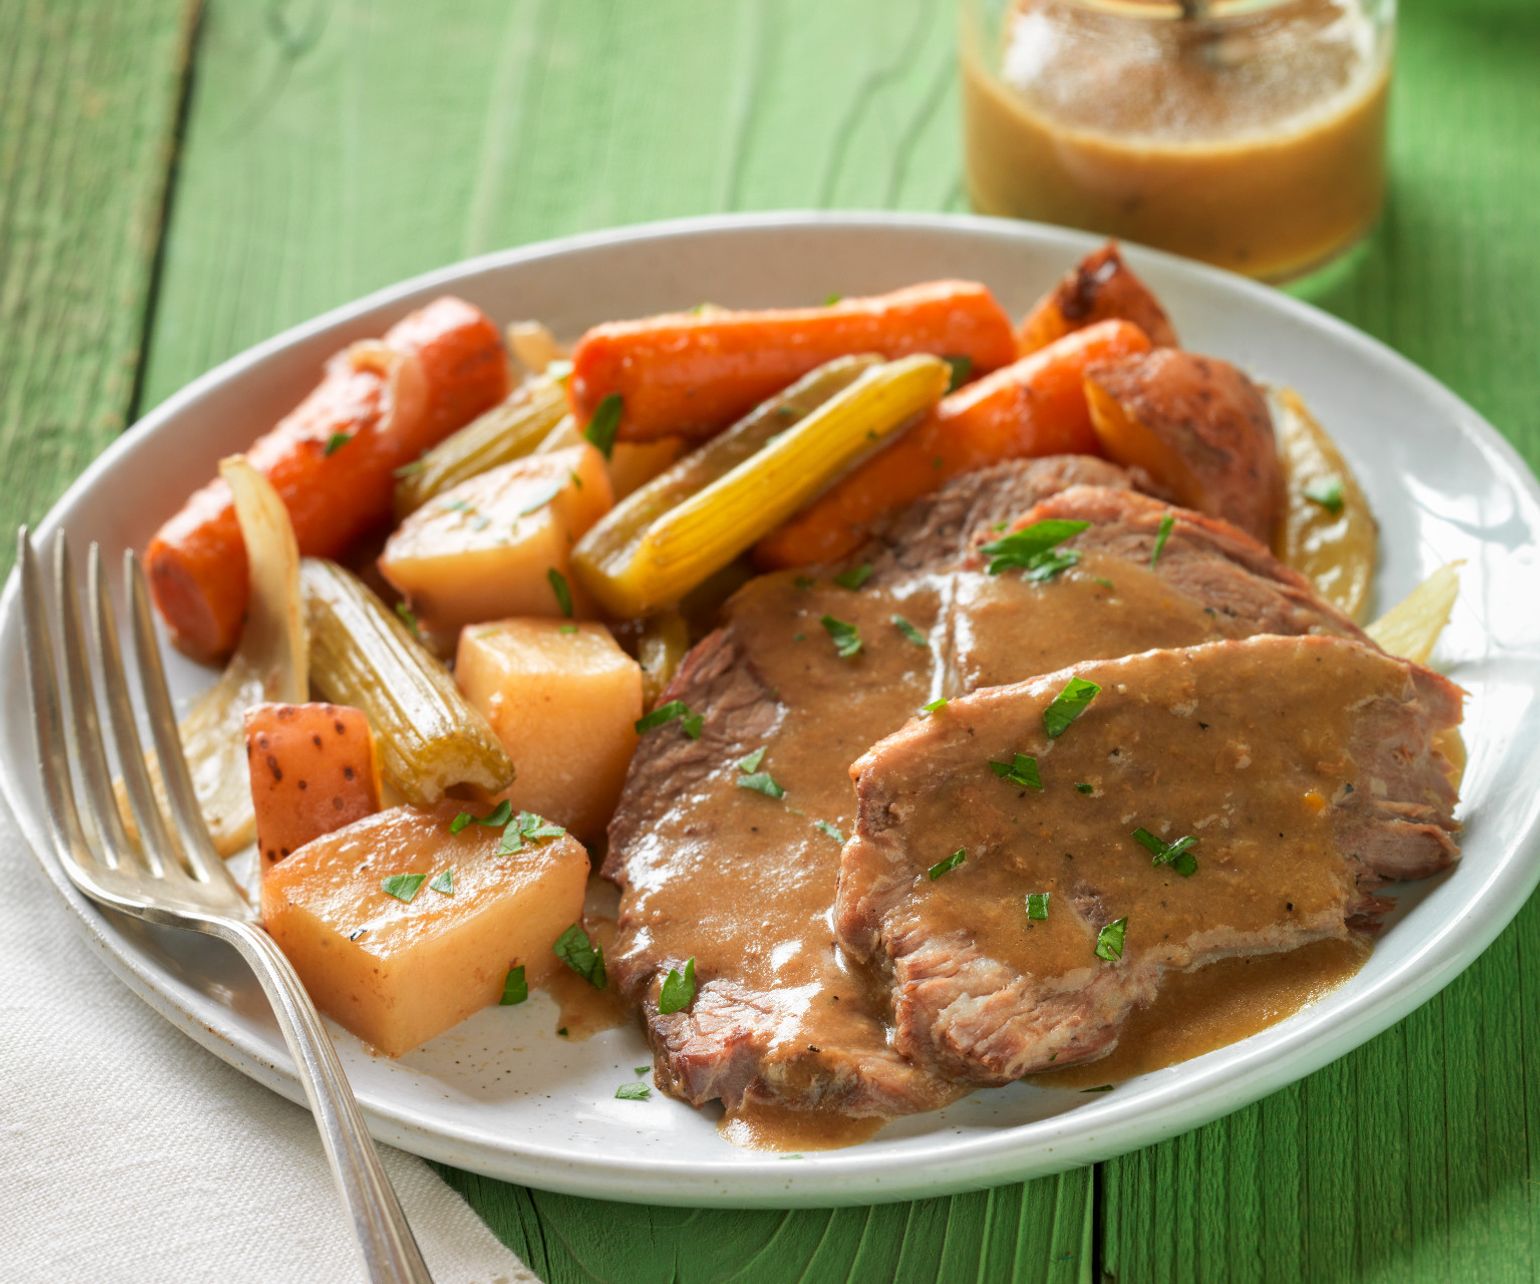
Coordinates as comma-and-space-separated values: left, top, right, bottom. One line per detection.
0, 803, 541, 1284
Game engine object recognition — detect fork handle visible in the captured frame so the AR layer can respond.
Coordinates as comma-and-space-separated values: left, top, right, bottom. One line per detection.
213, 920, 434, 1284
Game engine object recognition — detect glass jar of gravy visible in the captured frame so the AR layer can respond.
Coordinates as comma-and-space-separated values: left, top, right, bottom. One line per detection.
961, 0, 1395, 281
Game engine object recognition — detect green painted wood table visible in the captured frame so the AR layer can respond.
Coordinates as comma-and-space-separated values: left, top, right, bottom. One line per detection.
5, 1, 1537, 1278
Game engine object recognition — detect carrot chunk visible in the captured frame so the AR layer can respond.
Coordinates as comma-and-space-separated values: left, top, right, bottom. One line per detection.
245, 702, 381, 871
146, 297, 508, 660
568, 280, 1017, 444
754, 320, 1152, 569
1017, 242, 1178, 356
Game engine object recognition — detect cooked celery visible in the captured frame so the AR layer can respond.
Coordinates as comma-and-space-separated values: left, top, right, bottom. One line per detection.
393, 373, 568, 518
573, 355, 946, 616
300, 559, 513, 805
636, 609, 691, 708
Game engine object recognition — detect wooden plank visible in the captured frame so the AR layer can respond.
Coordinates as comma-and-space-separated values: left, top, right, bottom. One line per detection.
145, 1, 1089, 1278
1102, 0, 1540, 1278
0, 0, 197, 573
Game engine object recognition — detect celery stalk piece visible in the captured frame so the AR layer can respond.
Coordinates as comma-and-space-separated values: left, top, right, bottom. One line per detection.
574, 355, 945, 616
300, 559, 514, 805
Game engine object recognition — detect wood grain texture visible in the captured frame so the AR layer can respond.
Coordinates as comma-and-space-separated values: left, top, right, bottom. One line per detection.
0, 0, 197, 573
19, 0, 1536, 1277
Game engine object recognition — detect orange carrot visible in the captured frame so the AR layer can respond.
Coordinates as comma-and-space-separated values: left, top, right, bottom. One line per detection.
146, 297, 508, 660
1017, 242, 1178, 356
245, 702, 381, 870
569, 281, 1017, 443
754, 320, 1152, 569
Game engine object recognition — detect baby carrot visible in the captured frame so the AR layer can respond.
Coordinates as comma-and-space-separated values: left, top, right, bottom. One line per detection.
568, 280, 1017, 443
1017, 242, 1178, 356
753, 319, 1152, 569
146, 297, 508, 661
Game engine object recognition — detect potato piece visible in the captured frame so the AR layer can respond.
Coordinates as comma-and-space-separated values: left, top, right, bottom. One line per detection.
245, 702, 381, 871
456, 619, 643, 840
1274, 387, 1378, 622
262, 802, 589, 1056
379, 445, 612, 628
1085, 349, 1281, 543
1018, 242, 1178, 355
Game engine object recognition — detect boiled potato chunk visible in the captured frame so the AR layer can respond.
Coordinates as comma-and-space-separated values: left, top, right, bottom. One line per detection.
456, 619, 643, 840
262, 802, 588, 1056
378, 444, 612, 629
245, 701, 381, 871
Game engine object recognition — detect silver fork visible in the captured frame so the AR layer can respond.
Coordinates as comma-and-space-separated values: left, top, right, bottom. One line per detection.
17, 530, 433, 1284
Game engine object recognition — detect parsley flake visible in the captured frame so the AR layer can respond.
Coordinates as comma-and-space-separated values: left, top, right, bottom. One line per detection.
1026, 891, 1050, 921
737, 748, 766, 773
1043, 677, 1100, 739
989, 752, 1043, 791
944, 354, 973, 392
1074, 782, 1094, 795
921, 696, 949, 713
813, 820, 845, 843
323, 432, 351, 456
1150, 512, 1175, 567
892, 615, 928, 647
1094, 917, 1129, 962
1131, 827, 1198, 877
737, 771, 786, 799
657, 957, 697, 1015
394, 601, 420, 635
820, 615, 862, 659
928, 848, 967, 880
428, 869, 454, 896
979, 519, 1090, 581
554, 923, 607, 989
615, 1082, 651, 1101
635, 699, 704, 740
822, 292, 843, 306
499, 965, 528, 1005
1305, 476, 1345, 515
450, 799, 513, 834
833, 563, 874, 590
381, 873, 426, 903
583, 394, 623, 459
547, 568, 574, 618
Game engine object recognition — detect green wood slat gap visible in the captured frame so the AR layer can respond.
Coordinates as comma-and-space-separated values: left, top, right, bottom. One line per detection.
0, 0, 200, 576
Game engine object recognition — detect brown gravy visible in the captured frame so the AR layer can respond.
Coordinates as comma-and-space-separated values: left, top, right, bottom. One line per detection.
719, 1103, 886, 1153
549, 915, 629, 1040
1031, 935, 1368, 1090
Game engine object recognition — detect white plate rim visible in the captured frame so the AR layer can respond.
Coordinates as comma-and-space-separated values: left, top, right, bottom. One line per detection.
3, 209, 1539, 1207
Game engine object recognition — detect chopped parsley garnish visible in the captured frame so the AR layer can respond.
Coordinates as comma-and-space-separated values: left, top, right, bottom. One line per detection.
635, 699, 704, 739
323, 432, 352, 456
554, 923, 607, 989
793, 574, 816, 590
450, 799, 513, 833
499, 811, 567, 854
823, 292, 843, 306
568, 469, 583, 489
738, 747, 767, 772
989, 752, 1043, 791
657, 957, 697, 1015
921, 696, 949, 713
1043, 677, 1100, 739
615, 1082, 651, 1101
813, 819, 846, 843
737, 771, 786, 799
634, 1065, 651, 1076
979, 519, 1090, 581
820, 614, 862, 659
583, 393, 623, 459
1094, 917, 1128, 962
1305, 476, 1345, 515
559, 623, 578, 635
381, 873, 426, 903
1074, 782, 1094, 795
499, 965, 528, 1006
429, 869, 454, 896
943, 354, 973, 393
892, 615, 928, 647
928, 848, 967, 880
1150, 512, 1175, 567
1132, 827, 1198, 877
394, 601, 420, 635
547, 567, 574, 618
833, 563, 874, 590
1026, 891, 1051, 921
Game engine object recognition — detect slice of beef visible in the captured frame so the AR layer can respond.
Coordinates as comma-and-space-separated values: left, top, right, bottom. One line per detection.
836, 635, 1462, 1087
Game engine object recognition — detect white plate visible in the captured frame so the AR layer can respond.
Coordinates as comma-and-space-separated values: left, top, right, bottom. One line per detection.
4, 213, 1539, 1209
